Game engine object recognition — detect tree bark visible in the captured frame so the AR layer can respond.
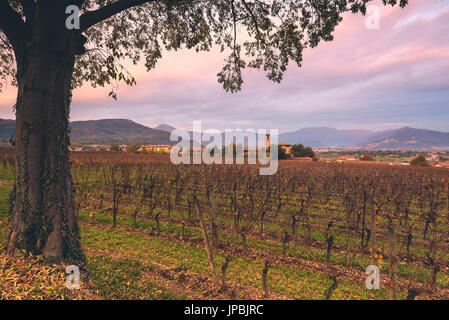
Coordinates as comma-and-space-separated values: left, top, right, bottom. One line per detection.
7, 36, 84, 264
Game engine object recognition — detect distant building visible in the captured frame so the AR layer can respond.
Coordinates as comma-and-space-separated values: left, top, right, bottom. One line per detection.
389, 162, 410, 166
266, 134, 271, 151
261, 134, 291, 156
337, 156, 356, 163
295, 157, 313, 161
435, 162, 449, 168
87, 144, 108, 151
138, 144, 172, 153
279, 143, 292, 155
68, 146, 83, 152
426, 153, 440, 162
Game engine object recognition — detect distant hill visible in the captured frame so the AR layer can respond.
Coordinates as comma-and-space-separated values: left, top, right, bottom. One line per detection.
153, 124, 176, 133
154, 124, 207, 146
279, 127, 374, 148
0, 118, 172, 145
0, 119, 15, 142
1, 118, 448, 149
69, 119, 171, 144
279, 127, 449, 150
362, 127, 449, 150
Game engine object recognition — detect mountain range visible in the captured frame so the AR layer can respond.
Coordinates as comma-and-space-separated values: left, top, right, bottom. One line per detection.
0, 118, 171, 145
278, 126, 449, 149
69, 119, 170, 144
360, 127, 449, 150
0, 118, 15, 143
1, 118, 448, 150
156, 123, 449, 150
278, 127, 374, 148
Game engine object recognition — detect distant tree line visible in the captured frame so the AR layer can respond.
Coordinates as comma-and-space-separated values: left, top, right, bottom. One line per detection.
410, 155, 430, 167
290, 144, 315, 158
360, 154, 375, 161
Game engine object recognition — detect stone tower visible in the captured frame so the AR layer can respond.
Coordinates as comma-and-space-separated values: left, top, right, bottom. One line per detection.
265, 134, 270, 153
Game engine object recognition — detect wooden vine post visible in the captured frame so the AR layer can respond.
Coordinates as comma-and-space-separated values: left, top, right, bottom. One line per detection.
193, 195, 220, 286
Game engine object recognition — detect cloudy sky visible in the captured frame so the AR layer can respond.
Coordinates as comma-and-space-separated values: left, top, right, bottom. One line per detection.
1, 0, 448, 133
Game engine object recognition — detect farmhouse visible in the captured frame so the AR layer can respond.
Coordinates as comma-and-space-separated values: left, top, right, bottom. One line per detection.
389, 162, 410, 166
138, 144, 172, 153
68, 146, 83, 152
279, 142, 292, 155
338, 156, 356, 161
337, 156, 356, 163
264, 134, 292, 155
241, 134, 292, 156
295, 157, 314, 161
435, 162, 449, 168
426, 153, 440, 162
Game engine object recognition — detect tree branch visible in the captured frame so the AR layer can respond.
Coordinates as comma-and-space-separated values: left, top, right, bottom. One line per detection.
0, 0, 29, 52
79, 0, 157, 32
19, 0, 35, 23
241, 0, 265, 45
231, 0, 237, 50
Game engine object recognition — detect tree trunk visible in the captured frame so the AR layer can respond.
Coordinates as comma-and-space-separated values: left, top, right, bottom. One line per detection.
7, 39, 84, 264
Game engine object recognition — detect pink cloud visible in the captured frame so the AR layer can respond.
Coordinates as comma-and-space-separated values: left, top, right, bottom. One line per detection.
0, 0, 448, 131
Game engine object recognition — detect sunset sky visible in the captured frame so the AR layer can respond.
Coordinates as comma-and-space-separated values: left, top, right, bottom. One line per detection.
0, 0, 448, 133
